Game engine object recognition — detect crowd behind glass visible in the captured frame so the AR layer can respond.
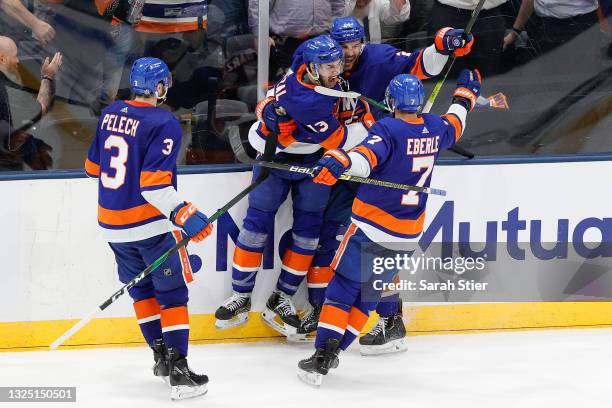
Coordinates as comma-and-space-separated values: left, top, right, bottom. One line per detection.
0, 0, 610, 171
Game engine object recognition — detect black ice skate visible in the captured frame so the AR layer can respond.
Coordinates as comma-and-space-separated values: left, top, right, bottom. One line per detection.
297, 338, 341, 387
359, 302, 407, 356
261, 290, 301, 337
167, 347, 208, 400
215, 292, 251, 329
152, 338, 170, 385
291, 303, 322, 343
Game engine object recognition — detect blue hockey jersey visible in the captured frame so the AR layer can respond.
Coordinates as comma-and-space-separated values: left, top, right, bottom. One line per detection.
255, 64, 348, 152
349, 112, 463, 241
85, 100, 181, 242
293, 42, 442, 118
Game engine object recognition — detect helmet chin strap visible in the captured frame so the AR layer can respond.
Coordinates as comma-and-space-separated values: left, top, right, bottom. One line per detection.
155, 84, 169, 104
306, 63, 321, 85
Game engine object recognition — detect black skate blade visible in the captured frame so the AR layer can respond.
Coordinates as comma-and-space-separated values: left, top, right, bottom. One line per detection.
360, 337, 408, 356
215, 313, 249, 330
170, 383, 208, 400
297, 368, 323, 387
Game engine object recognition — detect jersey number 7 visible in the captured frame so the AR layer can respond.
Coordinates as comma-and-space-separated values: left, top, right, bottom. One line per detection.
401, 155, 434, 206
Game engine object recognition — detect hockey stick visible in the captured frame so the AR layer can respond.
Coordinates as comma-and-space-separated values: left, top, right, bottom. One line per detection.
421, 0, 486, 114
314, 86, 392, 112
228, 126, 446, 196
316, 86, 506, 111
49, 131, 278, 350
419, 0, 486, 160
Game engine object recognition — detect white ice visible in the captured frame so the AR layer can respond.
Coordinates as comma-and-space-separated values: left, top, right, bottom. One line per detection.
2, 328, 611, 408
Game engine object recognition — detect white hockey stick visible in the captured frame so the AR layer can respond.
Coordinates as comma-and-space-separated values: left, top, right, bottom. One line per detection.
314, 86, 392, 112
316, 85, 502, 111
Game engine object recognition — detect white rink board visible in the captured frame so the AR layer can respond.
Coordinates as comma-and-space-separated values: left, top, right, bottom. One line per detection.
1, 160, 611, 323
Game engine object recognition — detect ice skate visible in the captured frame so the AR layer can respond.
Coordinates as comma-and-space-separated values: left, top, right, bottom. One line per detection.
152, 338, 169, 385
289, 303, 322, 343
297, 338, 340, 387
215, 292, 251, 329
359, 304, 407, 356
167, 347, 208, 400
262, 290, 301, 337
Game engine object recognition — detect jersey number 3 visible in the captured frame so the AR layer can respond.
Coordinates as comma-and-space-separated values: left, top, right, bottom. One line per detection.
101, 135, 128, 190
401, 155, 434, 206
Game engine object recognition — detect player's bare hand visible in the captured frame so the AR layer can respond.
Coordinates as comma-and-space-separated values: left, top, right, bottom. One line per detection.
253, 36, 275, 51
391, 0, 407, 11
32, 20, 56, 44
41, 52, 62, 78
503, 31, 518, 51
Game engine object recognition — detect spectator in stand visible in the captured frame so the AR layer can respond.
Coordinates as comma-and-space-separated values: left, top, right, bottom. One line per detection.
345, 0, 411, 43
32, 1, 107, 109
94, 0, 210, 112
249, 0, 346, 80
503, 0, 600, 54
0, 0, 56, 43
428, 0, 508, 76
0, 35, 61, 170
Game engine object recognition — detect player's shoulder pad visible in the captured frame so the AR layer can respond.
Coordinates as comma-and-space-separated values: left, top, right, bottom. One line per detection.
282, 71, 337, 118
367, 117, 394, 136
144, 107, 181, 136
100, 100, 125, 116
364, 43, 403, 62
422, 112, 452, 134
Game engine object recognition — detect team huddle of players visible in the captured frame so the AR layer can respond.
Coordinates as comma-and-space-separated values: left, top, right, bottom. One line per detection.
86, 16, 481, 399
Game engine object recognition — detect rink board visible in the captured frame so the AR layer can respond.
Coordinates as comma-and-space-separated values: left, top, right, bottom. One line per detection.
2, 161, 612, 351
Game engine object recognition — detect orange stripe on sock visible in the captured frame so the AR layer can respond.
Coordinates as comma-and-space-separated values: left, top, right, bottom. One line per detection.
348, 307, 369, 332
172, 231, 193, 283
133, 297, 161, 320
161, 306, 189, 327
282, 249, 313, 271
307, 267, 335, 284
233, 246, 263, 268
331, 224, 357, 270
319, 304, 349, 331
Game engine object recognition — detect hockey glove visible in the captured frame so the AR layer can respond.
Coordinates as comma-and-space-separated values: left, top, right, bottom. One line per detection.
434, 27, 474, 57
256, 97, 297, 138
353, 100, 376, 129
453, 69, 482, 112
312, 149, 351, 186
170, 202, 213, 243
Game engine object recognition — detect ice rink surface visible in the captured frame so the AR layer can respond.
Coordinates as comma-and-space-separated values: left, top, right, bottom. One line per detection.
2, 328, 611, 408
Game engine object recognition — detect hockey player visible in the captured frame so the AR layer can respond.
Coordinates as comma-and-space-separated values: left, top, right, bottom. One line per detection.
297, 70, 481, 386
298, 16, 475, 351
85, 57, 211, 400
214, 35, 372, 338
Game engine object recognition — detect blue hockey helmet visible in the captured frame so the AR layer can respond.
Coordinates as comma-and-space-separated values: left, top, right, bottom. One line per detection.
385, 74, 425, 113
331, 16, 365, 44
129, 57, 172, 97
302, 35, 343, 66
